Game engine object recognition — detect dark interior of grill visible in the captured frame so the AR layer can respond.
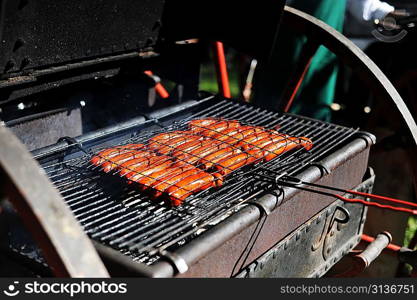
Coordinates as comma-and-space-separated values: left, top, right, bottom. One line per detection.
33, 96, 359, 266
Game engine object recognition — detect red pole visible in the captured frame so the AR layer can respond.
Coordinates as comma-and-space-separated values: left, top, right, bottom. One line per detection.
283, 57, 313, 112
213, 41, 231, 98
144, 70, 170, 99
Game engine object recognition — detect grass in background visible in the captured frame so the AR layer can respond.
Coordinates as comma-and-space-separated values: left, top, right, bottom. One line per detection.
404, 216, 417, 249
199, 50, 241, 98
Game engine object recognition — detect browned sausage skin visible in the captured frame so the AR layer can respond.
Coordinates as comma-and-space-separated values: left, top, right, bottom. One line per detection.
149, 133, 203, 155
125, 156, 173, 182
172, 139, 230, 164
167, 172, 217, 206
90, 119, 314, 206
101, 150, 155, 173
135, 163, 195, 192
199, 121, 241, 137
90, 144, 145, 166
149, 168, 202, 199
213, 152, 257, 177
198, 147, 241, 169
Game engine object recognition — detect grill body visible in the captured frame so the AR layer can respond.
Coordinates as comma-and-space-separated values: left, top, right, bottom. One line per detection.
237, 174, 374, 278
28, 96, 374, 277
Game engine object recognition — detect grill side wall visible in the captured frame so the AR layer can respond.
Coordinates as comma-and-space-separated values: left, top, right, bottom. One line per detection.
152, 137, 371, 277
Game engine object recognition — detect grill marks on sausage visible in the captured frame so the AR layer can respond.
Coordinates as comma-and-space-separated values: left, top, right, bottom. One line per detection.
90, 118, 313, 206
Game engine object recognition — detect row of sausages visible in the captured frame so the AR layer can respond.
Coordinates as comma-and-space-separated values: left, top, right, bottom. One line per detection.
90, 118, 313, 206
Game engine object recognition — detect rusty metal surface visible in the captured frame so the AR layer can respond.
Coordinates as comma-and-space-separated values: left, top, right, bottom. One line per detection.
0, 124, 108, 277
152, 136, 372, 277
236, 173, 374, 278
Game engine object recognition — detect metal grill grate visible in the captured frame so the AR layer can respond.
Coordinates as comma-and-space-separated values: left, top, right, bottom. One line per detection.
36, 98, 358, 265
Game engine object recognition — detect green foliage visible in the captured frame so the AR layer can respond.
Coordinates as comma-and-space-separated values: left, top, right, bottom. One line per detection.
404, 216, 417, 249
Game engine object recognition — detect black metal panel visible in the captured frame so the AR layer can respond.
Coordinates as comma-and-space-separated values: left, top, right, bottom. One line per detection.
161, 0, 285, 59
0, 0, 164, 76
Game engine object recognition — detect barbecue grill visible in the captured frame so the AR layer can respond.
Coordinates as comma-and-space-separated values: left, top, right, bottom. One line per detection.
0, 1, 415, 278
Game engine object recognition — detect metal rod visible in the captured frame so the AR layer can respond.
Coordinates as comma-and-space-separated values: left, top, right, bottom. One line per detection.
213, 41, 231, 98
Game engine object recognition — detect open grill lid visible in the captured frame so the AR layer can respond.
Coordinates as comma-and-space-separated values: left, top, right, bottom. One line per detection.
0, 0, 286, 82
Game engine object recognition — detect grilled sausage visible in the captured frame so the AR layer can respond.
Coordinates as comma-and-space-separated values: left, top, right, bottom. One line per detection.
149, 168, 202, 199
296, 137, 313, 151
198, 147, 241, 169
213, 152, 257, 177
198, 120, 241, 137
151, 134, 202, 155
244, 134, 291, 159
135, 163, 195, 192
90, 144, 144, 166
188, 118, 222, 132
236, 131, 271, 149
125, 156, 173, 181
149, 131, 188, 143
148, 131, 192, 150
172, 138, 205, 154
262, 137, 313, 161
101, 150, 150, 173
167, 172, 217, 206
91, 119, 313, 205
173, 139, 229, 164
222, 126, 264, 145
118, 154, 157, 176
171, 139, 214, 158
210, 127, 243, 142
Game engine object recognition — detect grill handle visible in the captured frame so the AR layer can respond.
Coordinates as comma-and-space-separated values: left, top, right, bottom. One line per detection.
355, 232, 392, 268
333, 232, 392, 277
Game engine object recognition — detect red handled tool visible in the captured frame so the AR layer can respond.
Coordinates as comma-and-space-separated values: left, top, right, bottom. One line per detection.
144, 70, 170, 99
278, 176, 417, 215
